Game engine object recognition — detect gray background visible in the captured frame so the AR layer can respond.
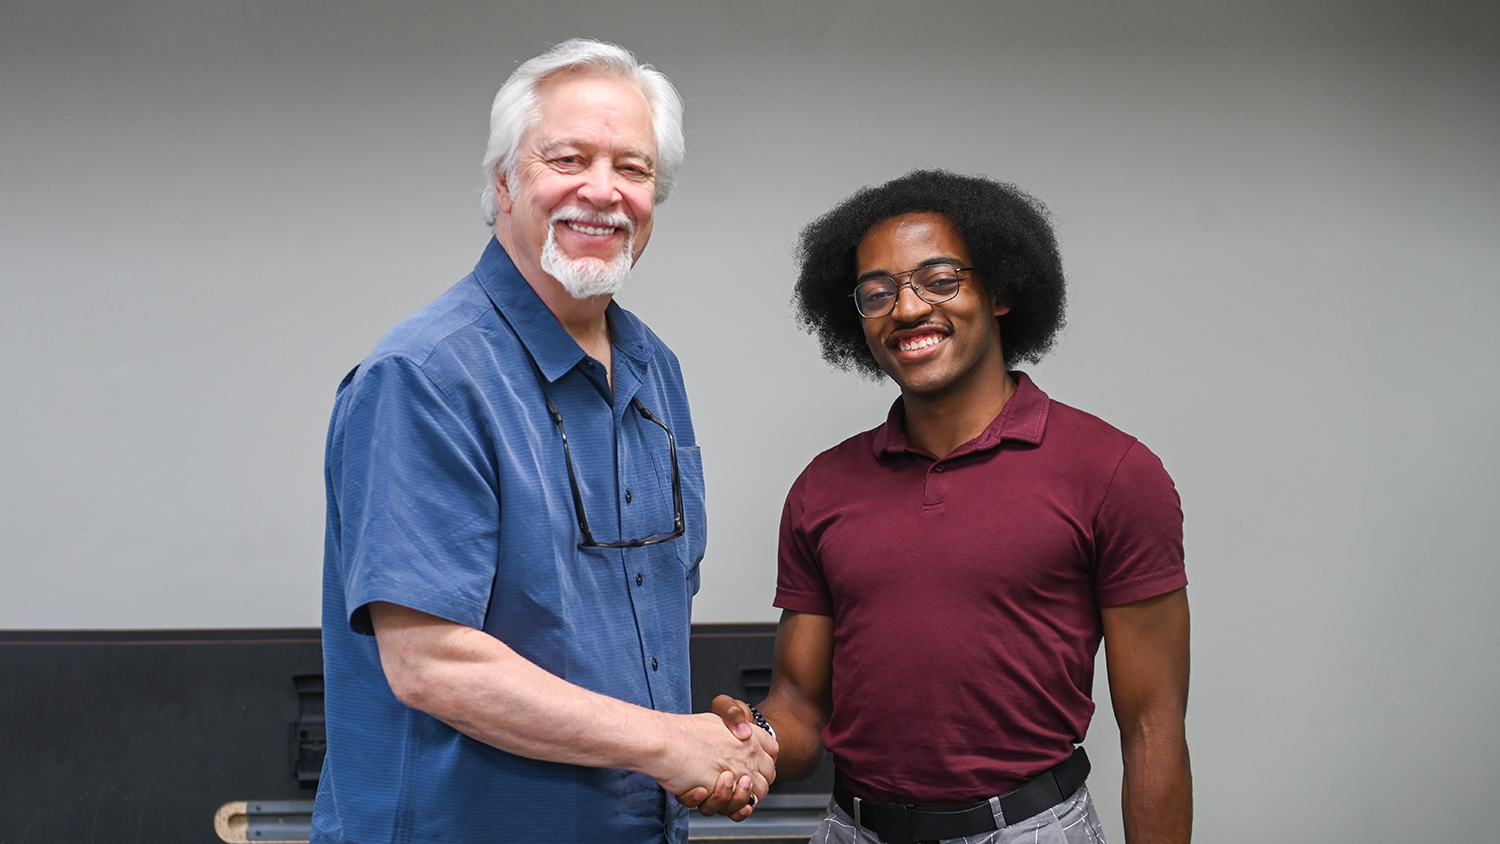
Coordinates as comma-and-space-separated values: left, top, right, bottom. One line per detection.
2, 1, 1497, 841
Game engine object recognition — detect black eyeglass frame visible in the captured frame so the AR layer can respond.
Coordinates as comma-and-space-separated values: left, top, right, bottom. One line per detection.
849, 264, 976, 318
545, 394, 685, 550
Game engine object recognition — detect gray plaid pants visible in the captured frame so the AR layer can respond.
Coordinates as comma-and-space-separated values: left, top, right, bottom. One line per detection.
809, 785, 1105, 844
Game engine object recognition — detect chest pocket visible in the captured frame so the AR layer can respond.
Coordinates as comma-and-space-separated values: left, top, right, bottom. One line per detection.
652, 445, 706, 585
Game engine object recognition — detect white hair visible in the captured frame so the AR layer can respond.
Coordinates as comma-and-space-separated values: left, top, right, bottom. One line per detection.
480, 38, 685, 226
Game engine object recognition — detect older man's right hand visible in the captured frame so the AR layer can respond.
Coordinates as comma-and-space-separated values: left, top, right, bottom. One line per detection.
653, 712, 775, 820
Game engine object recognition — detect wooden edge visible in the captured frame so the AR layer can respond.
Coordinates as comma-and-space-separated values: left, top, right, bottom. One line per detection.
213, 801, 249, 843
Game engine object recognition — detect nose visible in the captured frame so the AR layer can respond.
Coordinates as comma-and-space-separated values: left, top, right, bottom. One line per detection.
576, 160, 623, 207
890, 281, 934, 322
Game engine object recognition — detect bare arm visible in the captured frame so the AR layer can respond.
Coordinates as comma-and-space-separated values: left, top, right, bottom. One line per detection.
1102, 588, 1192, 844
369, 601, 773, 800
713, 609, 834, 782
684, 610, 830, 819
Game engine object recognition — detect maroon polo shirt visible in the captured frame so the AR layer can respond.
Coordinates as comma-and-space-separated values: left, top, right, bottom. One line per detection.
775, 372, 1185, 804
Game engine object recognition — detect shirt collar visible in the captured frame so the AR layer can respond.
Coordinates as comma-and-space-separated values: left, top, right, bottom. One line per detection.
872, 371, 1051, 458
472, 237, 652, 385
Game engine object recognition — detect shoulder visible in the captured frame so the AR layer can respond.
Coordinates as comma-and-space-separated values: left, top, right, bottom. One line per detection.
815, 423, 883, 466
1040, 397, 1176, 473
350, 275, 534, 405
366, 275, 508, 369
788, 425, 884, 499
335, 276, 524, 431
1011, 385, 1178, 503
1037, 400, 1179, 530
1041, 397, 1139, 451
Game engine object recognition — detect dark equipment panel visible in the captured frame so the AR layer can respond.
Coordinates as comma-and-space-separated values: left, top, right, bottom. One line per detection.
0, 628, 322, 841
0, 624, 826, 842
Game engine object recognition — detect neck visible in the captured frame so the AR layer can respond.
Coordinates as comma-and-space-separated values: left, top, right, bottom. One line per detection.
901, 370, 1017, 459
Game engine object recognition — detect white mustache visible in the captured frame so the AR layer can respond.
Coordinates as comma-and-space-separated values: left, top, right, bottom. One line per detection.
550, 209, 634, 236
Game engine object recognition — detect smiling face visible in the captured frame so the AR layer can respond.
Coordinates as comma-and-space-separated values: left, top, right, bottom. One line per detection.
495, 71, 657, 300
856, 212, 1010, 401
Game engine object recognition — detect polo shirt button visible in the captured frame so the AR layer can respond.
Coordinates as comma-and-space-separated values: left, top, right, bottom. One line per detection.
585, 360, 595, 368
625, 489, 633, 503
651, 657, 659, 671
636, 573, 644, 586
935, 464, 945, 473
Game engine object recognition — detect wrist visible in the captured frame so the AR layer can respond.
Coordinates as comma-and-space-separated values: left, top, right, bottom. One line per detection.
636, 709, 689, 782
748, 704, 776, 741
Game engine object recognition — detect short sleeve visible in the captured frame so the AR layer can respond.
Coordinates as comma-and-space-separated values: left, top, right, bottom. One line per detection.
1093, 440, 1187, 607
773, 469, 836, 616
330, 355, 499, 634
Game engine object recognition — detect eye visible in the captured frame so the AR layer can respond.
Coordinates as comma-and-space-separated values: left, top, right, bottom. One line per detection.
549, 154, 586, 172
618, 162, 654, 181
857, 282, 896, 304
916, 265, 963, 293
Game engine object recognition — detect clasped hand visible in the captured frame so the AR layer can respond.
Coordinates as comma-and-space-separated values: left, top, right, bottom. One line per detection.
667, 695, 778, 821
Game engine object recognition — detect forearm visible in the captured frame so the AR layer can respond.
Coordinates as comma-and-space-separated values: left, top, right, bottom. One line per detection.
1102, 589, 1193, 844
754, 692, 825, 781
753, 610, 834, 781
370, 602, 771, 797
1119, 719, 1192, 844
376, 607, 673, 772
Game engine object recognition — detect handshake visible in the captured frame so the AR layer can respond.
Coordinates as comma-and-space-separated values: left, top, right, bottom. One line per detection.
653, 694, 780, 822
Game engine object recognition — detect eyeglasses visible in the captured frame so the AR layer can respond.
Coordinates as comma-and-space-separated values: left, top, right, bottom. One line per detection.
850, 263, 974, 318
545, 394, 685, 550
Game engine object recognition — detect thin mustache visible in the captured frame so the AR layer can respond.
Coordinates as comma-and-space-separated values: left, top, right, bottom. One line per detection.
890, 318, 950, 333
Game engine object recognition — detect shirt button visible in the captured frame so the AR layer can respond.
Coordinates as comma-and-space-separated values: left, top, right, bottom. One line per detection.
585, 359, 595, 368
934, 464, 945, 473
625, 489, 633, 503
651, 657, 659, 671
636, 573, 644, 586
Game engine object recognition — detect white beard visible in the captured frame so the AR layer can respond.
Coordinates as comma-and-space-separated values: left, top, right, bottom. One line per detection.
540, 212, 635, 300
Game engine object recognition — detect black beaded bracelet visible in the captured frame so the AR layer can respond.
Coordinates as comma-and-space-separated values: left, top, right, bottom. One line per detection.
748, 704, 776, 740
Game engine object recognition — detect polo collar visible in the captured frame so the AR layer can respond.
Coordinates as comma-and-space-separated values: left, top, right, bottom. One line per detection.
472, 237, 652, 386
872, 371, 1051, 459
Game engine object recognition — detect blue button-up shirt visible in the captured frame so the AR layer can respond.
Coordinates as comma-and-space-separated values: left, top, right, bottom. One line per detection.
315, 238, 705, 844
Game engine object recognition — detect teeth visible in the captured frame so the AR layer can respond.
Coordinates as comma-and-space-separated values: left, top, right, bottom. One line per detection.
898, 335, 943, 352
565, 221, 616, 236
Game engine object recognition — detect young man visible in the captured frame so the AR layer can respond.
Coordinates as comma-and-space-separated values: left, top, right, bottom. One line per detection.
317, 40, 771, 844
717, 170, 1191, 843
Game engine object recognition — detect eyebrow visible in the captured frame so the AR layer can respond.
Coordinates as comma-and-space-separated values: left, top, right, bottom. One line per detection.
538, 139, 656, 168
855, 256, 966, 284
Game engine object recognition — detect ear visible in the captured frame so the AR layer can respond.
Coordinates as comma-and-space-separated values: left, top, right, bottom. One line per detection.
495, 168, 515, 215
977, 279, 1009, 318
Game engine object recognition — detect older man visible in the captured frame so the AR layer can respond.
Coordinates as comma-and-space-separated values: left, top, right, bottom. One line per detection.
315, 40, 773, 844
719, 170, 1191, 844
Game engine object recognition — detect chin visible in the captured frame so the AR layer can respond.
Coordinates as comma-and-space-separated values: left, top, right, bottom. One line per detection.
541, 237, 632, 299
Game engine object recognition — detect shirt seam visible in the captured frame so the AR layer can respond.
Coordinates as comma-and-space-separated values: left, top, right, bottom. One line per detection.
1089, 437, 1143, 539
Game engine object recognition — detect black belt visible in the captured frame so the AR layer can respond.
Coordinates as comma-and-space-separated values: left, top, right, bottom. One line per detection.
832, 747, 1090, 844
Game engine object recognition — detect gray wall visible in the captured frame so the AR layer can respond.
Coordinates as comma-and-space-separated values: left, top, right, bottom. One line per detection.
3, 1, 1497, 840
